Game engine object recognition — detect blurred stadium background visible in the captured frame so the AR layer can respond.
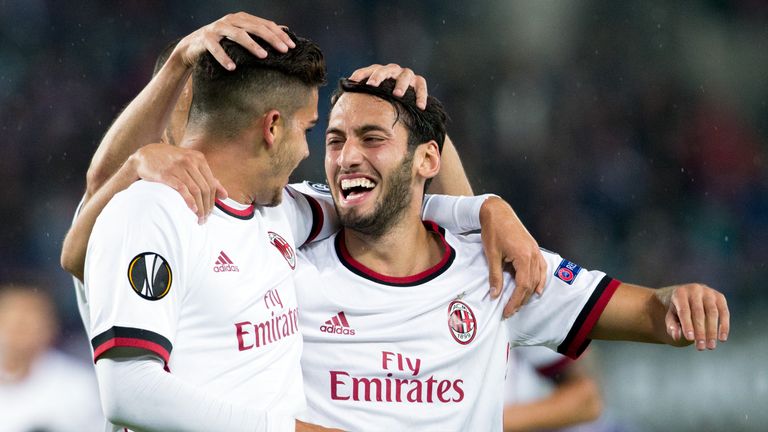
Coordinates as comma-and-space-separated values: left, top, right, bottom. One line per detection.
1, 0, 766, 430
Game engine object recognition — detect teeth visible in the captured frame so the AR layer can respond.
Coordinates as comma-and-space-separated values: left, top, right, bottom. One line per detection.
341, 178, 376, 190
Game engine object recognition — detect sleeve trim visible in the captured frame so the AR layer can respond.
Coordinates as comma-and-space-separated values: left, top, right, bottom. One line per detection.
302, 193, 324, 246
91, 326, 172, 364
557, 277, 621, 359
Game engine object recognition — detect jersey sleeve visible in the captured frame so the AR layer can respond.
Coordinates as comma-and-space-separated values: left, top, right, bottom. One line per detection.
505, 251, 620, 359
84, 182, 196, 365
282, 181, 339, 246
422, 194, 495, 233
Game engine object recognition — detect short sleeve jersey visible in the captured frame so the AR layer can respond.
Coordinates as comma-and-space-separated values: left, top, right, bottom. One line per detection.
84, 181, 326, 423
295, 223, 619, 431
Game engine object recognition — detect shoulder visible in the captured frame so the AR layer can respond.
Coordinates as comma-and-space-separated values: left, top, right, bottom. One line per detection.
298, 233, 336, 261
103, 180, 195, 225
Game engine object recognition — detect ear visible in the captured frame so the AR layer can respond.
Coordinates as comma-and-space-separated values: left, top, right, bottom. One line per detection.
261, 109, 282, 149
415, 140, 441, 180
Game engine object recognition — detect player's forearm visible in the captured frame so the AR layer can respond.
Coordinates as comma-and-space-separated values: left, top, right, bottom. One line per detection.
589, 283, 686, 346
503, 376, 602, 431
61, 158, 140, 280
86, 53, 191, 198
96, 356, 295, 432
426, 135, 473, 196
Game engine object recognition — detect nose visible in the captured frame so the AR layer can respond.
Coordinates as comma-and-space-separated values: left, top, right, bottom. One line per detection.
336, 138, 363, 170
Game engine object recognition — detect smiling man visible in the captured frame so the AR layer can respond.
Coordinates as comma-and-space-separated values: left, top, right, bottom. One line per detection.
294, 78, 730, 431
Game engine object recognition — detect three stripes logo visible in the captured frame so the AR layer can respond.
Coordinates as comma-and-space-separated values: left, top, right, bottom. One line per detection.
319, 311, 356, 336
127, 252, 173, 301
213, 251, 239, 273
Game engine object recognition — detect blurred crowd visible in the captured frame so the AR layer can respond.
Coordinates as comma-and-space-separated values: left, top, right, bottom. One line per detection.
0, 0, 766, 430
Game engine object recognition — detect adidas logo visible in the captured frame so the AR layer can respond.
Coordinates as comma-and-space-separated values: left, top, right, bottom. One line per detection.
319, 311, 356, 336
213, 251, 240, 273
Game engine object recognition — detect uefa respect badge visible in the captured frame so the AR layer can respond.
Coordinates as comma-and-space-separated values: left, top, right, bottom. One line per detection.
554, 259, 582, 285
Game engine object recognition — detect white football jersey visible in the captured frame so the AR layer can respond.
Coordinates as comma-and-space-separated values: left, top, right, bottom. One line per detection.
84, 181, 329, 428
296, 223, 619, 431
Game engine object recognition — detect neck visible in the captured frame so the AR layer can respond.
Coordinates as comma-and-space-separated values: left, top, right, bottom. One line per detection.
342, 210, 444, 278
181, 132, 272, 206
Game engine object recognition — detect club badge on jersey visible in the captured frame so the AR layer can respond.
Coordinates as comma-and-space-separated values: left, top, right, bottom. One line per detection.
127, 252, 172, 300
269, 231, 296, 269
448, 300, 477, 345
554, 258, 582, 285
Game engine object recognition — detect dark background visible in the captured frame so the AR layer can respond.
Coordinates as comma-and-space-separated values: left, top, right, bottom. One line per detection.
1, 1, 766, 430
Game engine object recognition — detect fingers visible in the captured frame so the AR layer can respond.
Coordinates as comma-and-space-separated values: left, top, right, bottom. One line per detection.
413, 75, 428, 110
197, 158, 222, 215
665, 308, 682, 341
703, 294, 721, 349
228, 12, 295, 50
393, 68, 415, 97
214, 181, 228, 201
672, 284, 729, 351
672, 289, 695, 345
505, 260, 532, 318
535, 255, 547, 295
348, 64, 380, 83
174, 169, 206, 223
185, 166, 213, 223
691, 296, 707, 350
165, 176, 198, 216
484, 246, 503, 299
197, 13, 294, 70
503, 289, 524, 319
716, 292, 730, 342
365, 63, 404, 86
202, 32, 237, 70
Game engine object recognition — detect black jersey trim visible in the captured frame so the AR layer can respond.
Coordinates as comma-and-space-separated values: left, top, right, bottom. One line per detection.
91, 326, 173, 364
215, 199, 255, 220
557, 277, 621, 359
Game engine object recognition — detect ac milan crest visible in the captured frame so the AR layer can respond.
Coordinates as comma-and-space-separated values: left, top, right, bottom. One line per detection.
447, 300, 476, 345
268, 231, 296, 269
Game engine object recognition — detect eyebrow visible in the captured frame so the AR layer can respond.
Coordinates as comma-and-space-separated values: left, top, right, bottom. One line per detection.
325, 124, 392, 136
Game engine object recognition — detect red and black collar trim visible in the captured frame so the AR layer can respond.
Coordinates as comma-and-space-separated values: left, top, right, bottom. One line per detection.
215, 198, 255, 220
335, 221, 456, 287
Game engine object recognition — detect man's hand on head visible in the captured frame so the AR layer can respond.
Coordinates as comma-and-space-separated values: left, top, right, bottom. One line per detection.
348, 64, 429, 110
174, 12, 296, 70
479, 196, 547, 318
130, 143, 227, 224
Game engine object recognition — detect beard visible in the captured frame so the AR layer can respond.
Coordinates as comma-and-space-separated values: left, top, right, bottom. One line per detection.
334, 152, 414, 238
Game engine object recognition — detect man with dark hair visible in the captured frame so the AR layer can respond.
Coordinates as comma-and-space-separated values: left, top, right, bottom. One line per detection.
293, 78, 729, 430
84, 21, 340, 432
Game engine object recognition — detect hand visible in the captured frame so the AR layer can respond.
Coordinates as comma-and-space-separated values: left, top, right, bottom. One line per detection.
348, 63, 429, 109
174, 12, 296, 70
129, 143, 227, 223
479, 196, 547, 318
295, 419, 344, 432
659, 283, 729, 350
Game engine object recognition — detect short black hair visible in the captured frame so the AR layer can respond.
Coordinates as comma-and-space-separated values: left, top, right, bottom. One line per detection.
189, 30, 326, 139
330, 78, 448, 154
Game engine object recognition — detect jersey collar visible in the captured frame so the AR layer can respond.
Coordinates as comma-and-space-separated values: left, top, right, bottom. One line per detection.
335, 221, 456, 287
215, 198, 255, 220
